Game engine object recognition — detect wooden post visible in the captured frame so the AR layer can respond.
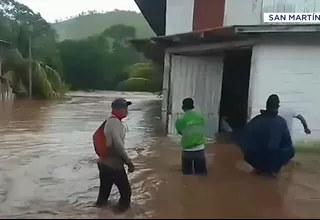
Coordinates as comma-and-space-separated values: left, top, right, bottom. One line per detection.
162, 53, 172, 133
0, 46, 2, 102
28, 34, 32, 100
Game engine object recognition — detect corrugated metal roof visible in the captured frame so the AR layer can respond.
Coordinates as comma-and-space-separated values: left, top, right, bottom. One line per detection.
151, 24, 320, 46
130, 26, 240, 62
130, 24, 320, 61
130, 26, 243, 60
0, 40, 11, 46
151, 26, 238, 47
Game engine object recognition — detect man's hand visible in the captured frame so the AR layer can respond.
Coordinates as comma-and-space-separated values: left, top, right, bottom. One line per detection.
128, 163, 135, 173
304, 127, 311, 135
296, 114, 311, 135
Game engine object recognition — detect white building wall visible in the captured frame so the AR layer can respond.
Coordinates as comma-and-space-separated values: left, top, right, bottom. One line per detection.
224, 0, 320, 26
167, 55, 224, 138
249, 43, 320, 141
166, 0, 195, 35
224, 0, 263, 26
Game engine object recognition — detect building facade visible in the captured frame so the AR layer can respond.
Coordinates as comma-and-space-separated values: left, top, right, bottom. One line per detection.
134, 0, 320, 142
157, 26, 320, 142
136, 0, 320, 36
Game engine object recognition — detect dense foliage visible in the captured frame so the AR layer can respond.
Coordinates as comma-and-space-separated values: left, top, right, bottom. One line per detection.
58, 24, 162, 92
0, 1, 162, 98
118, 62, 163, 92
0, 0, 66, 99
58, 24, 146, 90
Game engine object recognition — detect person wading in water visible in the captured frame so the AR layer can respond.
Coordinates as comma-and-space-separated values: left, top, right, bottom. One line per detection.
175, 98, 208, 176
95, 98, 134, 212
241, 94, 295, 177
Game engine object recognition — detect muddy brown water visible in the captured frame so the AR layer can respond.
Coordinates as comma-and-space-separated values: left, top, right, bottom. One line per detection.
0, 91, 320, 219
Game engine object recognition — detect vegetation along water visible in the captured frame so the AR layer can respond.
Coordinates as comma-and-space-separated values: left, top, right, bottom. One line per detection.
0, 0, 161, 100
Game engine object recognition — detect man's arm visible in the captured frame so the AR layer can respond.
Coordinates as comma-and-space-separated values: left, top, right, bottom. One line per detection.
109, 120, 132, 166
295, 114, 311, 134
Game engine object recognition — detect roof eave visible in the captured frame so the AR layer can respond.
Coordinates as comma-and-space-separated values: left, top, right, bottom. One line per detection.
234, 24, 320, 33
0, 40, 11, 47
130, 24, 320, 61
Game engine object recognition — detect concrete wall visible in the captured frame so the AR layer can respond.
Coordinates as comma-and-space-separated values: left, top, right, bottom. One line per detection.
249, 42, 320, 141
166, 54, 224, 138
224, 0, 262, 26
224, 0, 320, 26
165, 0, 195, 35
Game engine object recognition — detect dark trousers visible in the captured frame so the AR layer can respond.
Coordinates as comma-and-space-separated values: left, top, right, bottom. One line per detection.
244, 147, 295, 174
182, 149, 207, 175
96, 163, 131, 209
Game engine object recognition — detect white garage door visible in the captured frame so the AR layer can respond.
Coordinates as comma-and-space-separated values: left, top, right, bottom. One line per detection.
167, 55, 224, 139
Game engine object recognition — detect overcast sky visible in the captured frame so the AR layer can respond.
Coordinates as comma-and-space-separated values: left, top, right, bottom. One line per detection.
17, 0, 140, 22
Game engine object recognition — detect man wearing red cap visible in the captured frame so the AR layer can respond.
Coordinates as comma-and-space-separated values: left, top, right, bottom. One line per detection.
96, 98, 134, 212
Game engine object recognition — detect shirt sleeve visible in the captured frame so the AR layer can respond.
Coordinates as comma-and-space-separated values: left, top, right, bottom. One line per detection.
107, 119, 132, 166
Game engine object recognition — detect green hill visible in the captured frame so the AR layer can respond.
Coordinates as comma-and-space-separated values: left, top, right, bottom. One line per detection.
52, 10, 155, 41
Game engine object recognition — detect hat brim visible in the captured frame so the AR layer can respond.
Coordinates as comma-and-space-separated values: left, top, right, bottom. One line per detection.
112, 100, 132, 109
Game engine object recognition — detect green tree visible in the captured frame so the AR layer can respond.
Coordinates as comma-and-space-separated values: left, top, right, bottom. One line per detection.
58, 38, 111, 90
102, 24, 136, 42
0, 0, 62, 71
59, 24, 145, 91
118, 62, 163, 93
0, 0, 67, 99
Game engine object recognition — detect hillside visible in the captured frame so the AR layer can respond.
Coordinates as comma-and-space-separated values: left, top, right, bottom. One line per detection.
52, 10, 155, 41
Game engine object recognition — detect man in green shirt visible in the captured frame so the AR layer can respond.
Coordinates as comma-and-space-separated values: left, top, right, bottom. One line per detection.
175, 98, 207, 176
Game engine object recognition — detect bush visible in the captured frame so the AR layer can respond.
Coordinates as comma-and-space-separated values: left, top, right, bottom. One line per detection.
129, 65, 154, 80
117, 77, 152, 92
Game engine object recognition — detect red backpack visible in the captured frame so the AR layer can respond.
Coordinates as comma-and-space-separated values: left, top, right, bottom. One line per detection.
93, 116, 116, 158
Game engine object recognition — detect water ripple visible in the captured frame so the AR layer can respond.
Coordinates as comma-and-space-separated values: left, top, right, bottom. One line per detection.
0, 91, 161, 218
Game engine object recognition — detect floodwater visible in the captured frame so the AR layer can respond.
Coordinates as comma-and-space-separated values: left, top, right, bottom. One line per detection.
1, 91, 320, 219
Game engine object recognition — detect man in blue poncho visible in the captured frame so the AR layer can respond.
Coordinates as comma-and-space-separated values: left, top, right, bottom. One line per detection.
242, 94, 295, 177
